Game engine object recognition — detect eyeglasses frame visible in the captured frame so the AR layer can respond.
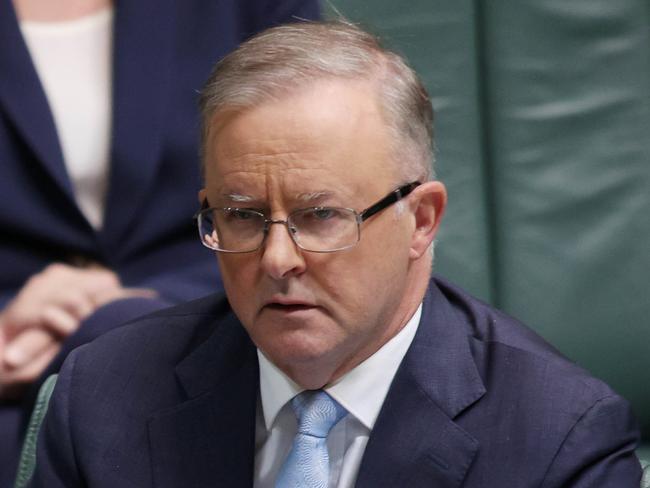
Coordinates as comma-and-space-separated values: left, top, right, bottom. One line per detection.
195, 181, 421, 253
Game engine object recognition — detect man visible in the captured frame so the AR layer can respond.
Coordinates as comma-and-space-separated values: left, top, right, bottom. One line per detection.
29, 21, 641, 487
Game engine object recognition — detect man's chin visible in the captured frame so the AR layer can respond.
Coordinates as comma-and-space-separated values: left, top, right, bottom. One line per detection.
258, 331, 342, 376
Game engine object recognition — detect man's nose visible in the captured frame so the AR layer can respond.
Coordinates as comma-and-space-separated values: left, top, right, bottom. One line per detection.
259, 221, 306, 280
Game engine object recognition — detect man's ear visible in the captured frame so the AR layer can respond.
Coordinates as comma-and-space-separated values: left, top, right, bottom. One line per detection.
198, 188, 207, 204
409, 181, 447, 259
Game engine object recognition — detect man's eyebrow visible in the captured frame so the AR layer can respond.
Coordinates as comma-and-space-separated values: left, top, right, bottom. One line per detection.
220, 190, 340, 205
222, 192, 255, 203
296, 191, 336, 204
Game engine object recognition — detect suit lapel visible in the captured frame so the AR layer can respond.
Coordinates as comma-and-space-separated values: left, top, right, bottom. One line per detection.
356, 282, 486, 488
0, 0, 72, 198
148, 314, 259, 488
101, 0, 175, 244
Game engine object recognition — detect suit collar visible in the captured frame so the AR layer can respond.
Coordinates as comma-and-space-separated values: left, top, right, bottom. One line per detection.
356, 279, 485, 487
148, 311, 259, 487
0, 0, 71, 198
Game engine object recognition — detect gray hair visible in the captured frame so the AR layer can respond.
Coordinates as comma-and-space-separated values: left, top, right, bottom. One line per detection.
199, 20, 435, 181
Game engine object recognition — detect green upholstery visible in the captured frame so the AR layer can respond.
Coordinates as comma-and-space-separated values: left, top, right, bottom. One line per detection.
331, 0, 650, 457
640, 446, 650, 462
14, 374, 58, 488
643, 463, 650, 488
642, 452, 650, 488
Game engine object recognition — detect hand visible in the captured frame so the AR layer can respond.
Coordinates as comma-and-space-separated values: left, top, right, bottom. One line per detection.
0, 263, 156, 399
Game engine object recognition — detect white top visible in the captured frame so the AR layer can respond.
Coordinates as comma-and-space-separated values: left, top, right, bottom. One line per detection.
254, 304, 422, 488
20, 7, 114, 229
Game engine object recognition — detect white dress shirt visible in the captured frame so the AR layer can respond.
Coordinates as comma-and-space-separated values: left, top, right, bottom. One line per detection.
254, 305, 422, 488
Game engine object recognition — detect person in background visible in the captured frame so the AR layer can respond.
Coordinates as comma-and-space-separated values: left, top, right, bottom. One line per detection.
0, 0, 320, 484
29, 20, 641, 487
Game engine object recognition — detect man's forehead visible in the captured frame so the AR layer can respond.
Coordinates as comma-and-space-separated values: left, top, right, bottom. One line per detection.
202, 78, 398, 206
206, 78, 385, 146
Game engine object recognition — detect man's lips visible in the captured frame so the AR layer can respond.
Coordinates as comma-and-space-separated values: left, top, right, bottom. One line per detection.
264, 303, 315, 312
262, 298, 319, 313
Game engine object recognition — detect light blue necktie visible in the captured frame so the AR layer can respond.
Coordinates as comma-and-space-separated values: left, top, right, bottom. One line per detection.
275, 390, 348, 488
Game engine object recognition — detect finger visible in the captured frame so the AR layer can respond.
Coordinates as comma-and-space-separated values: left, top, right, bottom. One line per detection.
40, 305, 81, 337
1, 299, 81, 348
118, 288, 159, 299
44, 270, 118, 317
3, 328, 55, 370
0, 343, 60, 400
94, 287, 159, 307
48, 268, 120, 309
0, 301, 39, 340
58, 292, 95, 321
2, 265, 121, 336
82, 268, 122, 297
38, 263, 121, 307
12, 343, 60, 380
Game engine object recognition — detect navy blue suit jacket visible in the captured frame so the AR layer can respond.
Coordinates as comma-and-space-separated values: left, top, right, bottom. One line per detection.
30, 277, 641, 487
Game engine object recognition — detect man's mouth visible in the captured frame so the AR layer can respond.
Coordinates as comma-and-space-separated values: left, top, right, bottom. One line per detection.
263, 297, 318, 313
265, 303, 315, 312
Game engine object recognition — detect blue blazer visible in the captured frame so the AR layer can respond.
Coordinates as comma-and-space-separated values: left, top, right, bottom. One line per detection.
0, 0, 320, 307
30, 277, 641, 487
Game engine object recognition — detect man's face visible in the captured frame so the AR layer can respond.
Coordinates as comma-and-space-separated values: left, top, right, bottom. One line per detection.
202, 80, 431, 387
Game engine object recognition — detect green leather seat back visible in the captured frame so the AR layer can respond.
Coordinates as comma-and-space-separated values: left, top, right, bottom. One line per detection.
331, 1, 650, 441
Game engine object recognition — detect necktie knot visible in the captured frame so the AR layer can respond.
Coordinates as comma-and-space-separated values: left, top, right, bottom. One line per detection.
292, 390, 347, 438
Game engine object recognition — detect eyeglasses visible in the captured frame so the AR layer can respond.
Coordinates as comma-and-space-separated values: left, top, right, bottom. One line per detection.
195, 181, 421, 253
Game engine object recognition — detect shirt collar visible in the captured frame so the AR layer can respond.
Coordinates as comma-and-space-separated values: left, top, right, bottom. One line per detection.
258, 349, 302, 430
258, 304, 422, 431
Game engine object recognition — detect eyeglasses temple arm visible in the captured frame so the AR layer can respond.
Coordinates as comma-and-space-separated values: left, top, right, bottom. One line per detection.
359, 181, 421, 222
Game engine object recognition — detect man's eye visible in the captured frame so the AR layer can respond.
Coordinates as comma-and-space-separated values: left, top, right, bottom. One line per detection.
311, 208, 337, 220
230, 210, 257, 220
